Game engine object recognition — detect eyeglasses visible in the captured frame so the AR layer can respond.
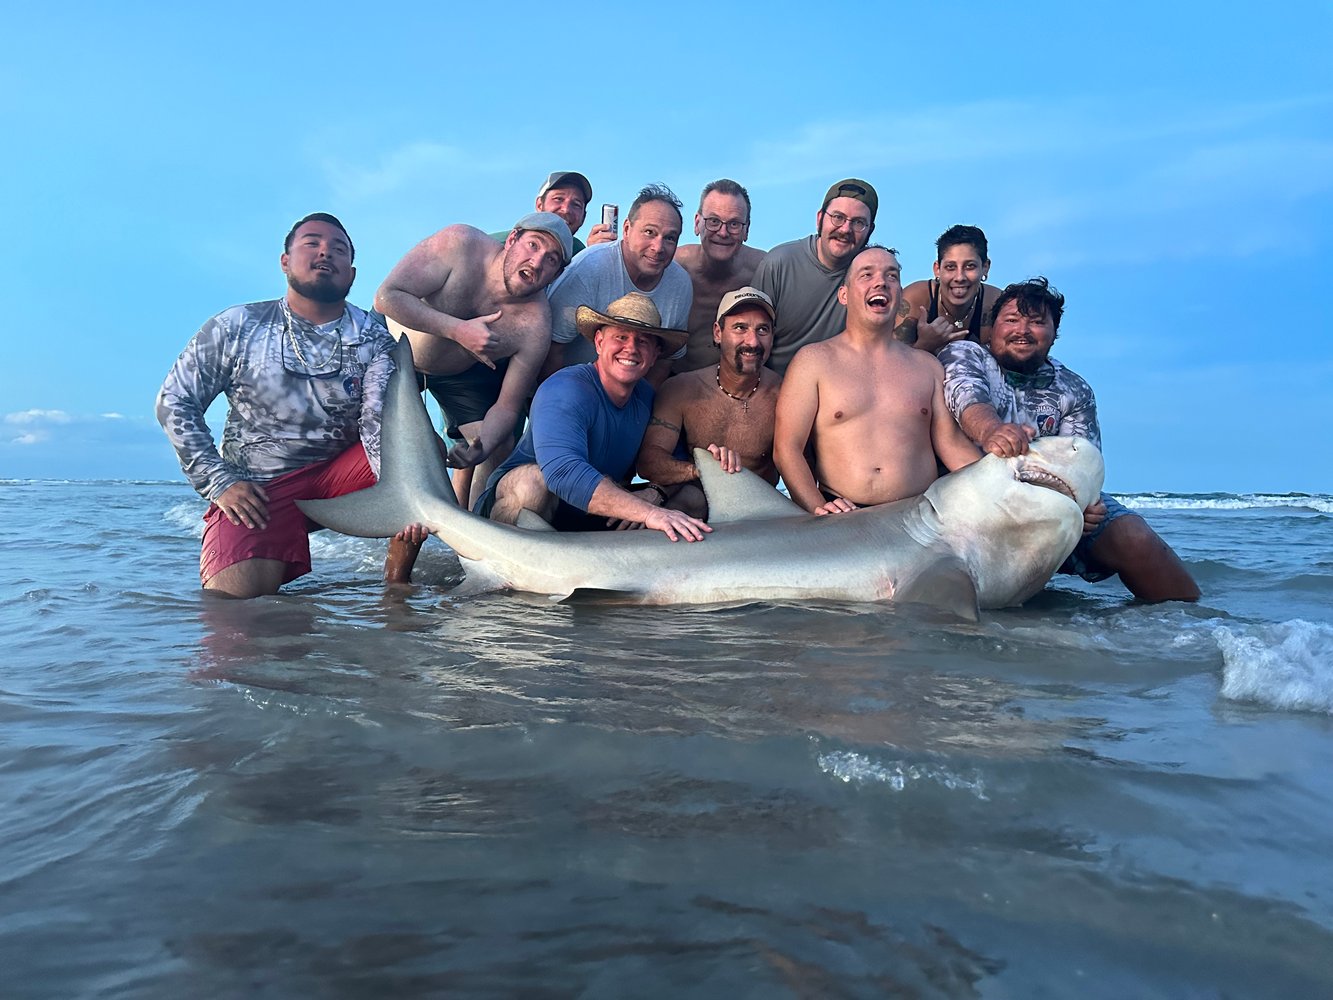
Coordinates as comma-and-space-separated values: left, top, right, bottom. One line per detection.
822, 210, 870, 234
701, 216, 747, 234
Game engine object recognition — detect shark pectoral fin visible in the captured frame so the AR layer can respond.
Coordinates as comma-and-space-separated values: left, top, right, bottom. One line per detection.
896, 556, 981, 622
515, 509, 557, 532
298, 484, 415, 539
693, 448, 804, 523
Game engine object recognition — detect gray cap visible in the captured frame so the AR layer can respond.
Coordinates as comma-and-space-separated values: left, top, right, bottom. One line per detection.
511, 211, 574, 265
537, 171, 593, 203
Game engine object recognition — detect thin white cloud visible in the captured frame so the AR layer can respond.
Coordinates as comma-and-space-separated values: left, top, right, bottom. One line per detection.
322, 141, 511, 203
6, 408, 71, 425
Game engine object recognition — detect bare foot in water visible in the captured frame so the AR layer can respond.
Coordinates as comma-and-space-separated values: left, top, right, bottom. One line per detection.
384, 523, 430, 584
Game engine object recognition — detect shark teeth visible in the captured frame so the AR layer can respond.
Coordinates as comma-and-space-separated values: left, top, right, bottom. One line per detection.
1016, 465, 1076, 501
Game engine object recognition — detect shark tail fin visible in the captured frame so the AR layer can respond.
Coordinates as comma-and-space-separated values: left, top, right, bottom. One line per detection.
299, 336, 460, 537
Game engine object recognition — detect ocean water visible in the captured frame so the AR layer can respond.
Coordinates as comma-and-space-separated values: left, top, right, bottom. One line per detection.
2, 479, 1332, 998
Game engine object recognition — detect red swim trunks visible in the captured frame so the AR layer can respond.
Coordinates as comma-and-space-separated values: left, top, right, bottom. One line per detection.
199, 443, 376, 586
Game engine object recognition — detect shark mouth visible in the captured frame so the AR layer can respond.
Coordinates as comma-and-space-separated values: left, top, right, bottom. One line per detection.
1015, 463, 1076, 501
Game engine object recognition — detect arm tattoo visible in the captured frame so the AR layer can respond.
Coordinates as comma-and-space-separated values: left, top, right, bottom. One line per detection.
649, 416, 681, 433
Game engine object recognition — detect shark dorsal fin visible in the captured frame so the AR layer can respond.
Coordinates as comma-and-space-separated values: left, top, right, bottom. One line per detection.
693, 448, 803, 523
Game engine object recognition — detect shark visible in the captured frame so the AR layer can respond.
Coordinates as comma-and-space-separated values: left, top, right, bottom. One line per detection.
298, 338, 1105, 620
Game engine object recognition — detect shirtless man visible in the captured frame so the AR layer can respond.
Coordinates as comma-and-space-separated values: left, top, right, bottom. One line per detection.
895, 224, 1001, 353
374, 211, 572, 580
774, 245, 981, 514
671, 179, 768, 373
636, 286, 782, 518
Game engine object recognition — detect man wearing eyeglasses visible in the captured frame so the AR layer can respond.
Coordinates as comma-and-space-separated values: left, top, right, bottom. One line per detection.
157, 213, 398, 598
672, 179, 768, 374
751, 178, 878, 375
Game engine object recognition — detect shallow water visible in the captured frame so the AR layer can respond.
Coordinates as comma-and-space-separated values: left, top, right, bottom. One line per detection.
3, 481, 1332, 997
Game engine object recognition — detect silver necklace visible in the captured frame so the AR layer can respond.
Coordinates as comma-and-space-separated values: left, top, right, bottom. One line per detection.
283, 301, 345, 371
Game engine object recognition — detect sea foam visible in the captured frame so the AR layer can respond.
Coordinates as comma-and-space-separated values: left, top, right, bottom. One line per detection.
1215, 620, 1333, 714
817, 751, 989, 800
1119, 493, 1333, 514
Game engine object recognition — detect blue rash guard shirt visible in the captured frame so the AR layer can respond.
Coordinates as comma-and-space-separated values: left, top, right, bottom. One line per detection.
478, 363, 654, 514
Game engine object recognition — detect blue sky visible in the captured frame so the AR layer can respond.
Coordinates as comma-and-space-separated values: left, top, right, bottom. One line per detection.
3, 2, 1331, 493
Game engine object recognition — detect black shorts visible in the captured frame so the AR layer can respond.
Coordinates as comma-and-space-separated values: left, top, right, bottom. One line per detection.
819, 486, 866, 509
418, 357, 510, 441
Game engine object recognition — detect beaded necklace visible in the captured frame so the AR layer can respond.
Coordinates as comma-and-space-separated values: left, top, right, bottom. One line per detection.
716, 365, 760, 413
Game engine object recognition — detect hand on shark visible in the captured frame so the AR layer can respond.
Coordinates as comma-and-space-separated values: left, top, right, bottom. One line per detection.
706, 443, 743, 474
981, 422, 1037, 458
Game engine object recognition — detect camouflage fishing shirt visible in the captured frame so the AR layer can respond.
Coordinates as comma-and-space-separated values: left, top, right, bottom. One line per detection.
938, 340, 1101, 450
157, 299, 396, 502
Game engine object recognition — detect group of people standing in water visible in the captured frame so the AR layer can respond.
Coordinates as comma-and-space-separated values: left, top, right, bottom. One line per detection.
156, 170, 1199, 604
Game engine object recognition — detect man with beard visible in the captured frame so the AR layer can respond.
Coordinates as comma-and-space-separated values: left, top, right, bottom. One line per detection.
475, 293, 710, 542
672, 179, 768, 373
774, 246, 981, 514
375, 212, 571, 510
940, 277, 1200, 602
751, 178, 878, 375
157, 213, 398, 598
541, 184, 692, 387
636, 287, 782, 519
894, 224, 1002, 353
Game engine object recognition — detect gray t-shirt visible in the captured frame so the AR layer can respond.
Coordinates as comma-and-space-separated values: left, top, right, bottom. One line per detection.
546, 241, 691, 367
750, 235, 848, 375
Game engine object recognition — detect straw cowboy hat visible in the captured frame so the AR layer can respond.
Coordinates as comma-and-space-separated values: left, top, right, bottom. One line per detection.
574, 292, 689, 353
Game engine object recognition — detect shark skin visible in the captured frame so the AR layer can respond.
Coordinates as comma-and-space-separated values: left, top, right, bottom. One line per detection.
299, 338, 1105, 620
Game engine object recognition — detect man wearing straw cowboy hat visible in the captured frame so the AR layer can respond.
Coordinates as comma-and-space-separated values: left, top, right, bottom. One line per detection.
475, 292, 711, 542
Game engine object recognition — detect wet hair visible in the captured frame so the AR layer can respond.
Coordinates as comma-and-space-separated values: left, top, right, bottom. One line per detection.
839, 243, 900, 288
284, 212, 355, 262
990, 276, 1065, 332
698, 178, 752, 223
936, 224, 988, 264
627, 183, 684, 227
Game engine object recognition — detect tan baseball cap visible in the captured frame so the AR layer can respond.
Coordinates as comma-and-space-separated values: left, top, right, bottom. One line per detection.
715, 286, 776, 324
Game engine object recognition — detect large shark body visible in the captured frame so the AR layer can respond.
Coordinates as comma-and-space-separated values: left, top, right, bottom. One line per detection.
299, 339, 1105, 620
